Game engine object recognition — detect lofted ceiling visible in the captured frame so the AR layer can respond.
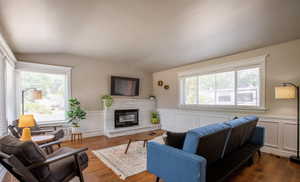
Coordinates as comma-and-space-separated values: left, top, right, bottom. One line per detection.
0, 0, 300, 72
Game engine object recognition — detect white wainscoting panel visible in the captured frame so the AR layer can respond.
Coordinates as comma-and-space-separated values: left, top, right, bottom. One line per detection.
80, 111, 104, 138
59, 111, 104, 141
158, 108, 298, 158
258, 121, 280, 149
282, 122, 297, 152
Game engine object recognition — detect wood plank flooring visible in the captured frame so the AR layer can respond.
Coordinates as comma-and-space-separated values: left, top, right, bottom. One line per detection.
4, 131, 300, 182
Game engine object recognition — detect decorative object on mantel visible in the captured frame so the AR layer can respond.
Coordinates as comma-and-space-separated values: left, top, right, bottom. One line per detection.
157, 80, 163, 86
102, 95, 113, 108
151, 112, 160, 124
164, 85, 170, 90
275, 82, 299, 164
149, 95, 156, 100
67, 98, 87, 133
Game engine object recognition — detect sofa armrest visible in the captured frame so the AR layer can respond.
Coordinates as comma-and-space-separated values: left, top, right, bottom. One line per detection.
147, 142, 206, 182
250, 126, 265, 147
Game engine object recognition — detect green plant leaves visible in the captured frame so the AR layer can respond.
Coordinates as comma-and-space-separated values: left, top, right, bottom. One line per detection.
102, 95, 113, 107
67, 98, 87, 127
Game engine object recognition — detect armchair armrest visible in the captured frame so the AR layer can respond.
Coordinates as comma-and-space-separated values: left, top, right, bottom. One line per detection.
39, 124, 63, 131
31, 130, 54, 135
29, 147, 88, 169
147, 142, 206, 182
250, 126, 265, 147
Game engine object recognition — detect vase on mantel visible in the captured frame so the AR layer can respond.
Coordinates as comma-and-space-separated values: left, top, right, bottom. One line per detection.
101, 95, 113, 108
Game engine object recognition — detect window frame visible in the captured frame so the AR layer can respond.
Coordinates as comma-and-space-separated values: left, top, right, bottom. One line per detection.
16, 61, 72, 124
178, 55, 267, 112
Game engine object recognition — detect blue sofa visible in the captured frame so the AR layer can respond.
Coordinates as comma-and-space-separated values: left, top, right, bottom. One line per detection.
147, 116, 265, 182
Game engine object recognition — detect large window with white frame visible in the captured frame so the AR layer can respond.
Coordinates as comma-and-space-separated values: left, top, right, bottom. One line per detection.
16, 62, 71, 123
179, 56, 266, 110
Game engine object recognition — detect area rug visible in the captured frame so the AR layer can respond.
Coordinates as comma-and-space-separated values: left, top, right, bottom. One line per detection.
92, 136, 164, 180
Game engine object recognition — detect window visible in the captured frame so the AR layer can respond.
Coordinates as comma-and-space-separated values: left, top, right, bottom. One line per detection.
179, 56, 266, 110
17, 62, 71, 123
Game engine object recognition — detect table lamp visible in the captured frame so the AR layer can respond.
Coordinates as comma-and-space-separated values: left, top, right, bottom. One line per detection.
18, 114, 36, 141
275, 82, 299, 164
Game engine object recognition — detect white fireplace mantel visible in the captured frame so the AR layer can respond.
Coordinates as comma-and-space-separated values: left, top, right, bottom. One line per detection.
103, 98, 160, 137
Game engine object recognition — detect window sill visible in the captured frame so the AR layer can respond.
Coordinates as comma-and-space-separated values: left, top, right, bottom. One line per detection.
37, 120, 68, 127
178, 104, 267, 113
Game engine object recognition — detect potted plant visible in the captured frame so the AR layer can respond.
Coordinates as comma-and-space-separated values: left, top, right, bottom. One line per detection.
151, 112, 160, 124
102, 95, 113, 108
67, 98, 87, 133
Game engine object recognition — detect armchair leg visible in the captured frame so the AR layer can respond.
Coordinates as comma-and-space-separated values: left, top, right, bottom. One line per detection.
156, 176, 160, 182
74, 154, 84, 182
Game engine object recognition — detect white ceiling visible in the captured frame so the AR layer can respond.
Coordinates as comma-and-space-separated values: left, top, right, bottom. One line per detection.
0, 0, 300, 72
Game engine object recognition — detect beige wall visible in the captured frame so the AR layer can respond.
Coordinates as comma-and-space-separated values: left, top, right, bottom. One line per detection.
16, 53, 153, 111
153, 39, 300, 117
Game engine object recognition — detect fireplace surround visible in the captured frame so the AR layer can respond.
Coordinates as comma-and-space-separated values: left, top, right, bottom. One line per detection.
103, 98, 160, 137
115, 109, 139, 128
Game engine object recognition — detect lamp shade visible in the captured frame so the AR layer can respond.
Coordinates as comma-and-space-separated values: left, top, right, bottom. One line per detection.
18, 115, 36, 128
275, 86, 296, 99
32, 90, 42, 100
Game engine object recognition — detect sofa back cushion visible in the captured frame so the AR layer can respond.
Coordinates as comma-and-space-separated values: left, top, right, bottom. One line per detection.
165, 131, 186, 149
241, 116, 259, 145
0, 135, 50, 181
223, 116, 258, 156
183, 123, 231, 166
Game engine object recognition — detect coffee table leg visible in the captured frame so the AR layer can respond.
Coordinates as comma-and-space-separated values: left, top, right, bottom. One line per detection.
143, 140, 147, 148
125, 139, 132, 154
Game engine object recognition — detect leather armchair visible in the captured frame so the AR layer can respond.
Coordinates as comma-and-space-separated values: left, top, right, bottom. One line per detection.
0, 135, 88, 182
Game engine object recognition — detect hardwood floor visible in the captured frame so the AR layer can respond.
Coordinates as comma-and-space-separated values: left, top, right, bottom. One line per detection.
4, 132, 300, 182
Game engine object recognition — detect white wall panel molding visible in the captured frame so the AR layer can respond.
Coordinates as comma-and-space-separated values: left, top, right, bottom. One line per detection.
158, 108, 297, 158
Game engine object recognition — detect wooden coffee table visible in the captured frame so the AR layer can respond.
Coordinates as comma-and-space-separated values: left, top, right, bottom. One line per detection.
32, 134, 55, 145
124, 130, 165, 154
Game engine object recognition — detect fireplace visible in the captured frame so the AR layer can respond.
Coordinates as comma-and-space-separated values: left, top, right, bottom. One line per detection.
115, 109, 139, 128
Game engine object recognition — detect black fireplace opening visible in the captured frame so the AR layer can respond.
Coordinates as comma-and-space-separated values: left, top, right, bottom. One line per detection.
115, 109, 139, 128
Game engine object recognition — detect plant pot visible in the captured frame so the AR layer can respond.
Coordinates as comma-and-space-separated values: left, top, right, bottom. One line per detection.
103, 99, 113, 108
71, 127, 80, 133
151, 118, 159, 124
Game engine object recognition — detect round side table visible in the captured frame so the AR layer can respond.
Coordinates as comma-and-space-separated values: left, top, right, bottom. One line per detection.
32, 134, 55, 145
71, 132, 83, 143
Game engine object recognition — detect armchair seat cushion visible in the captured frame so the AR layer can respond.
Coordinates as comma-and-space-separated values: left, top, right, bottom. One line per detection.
48, 147, 88, 181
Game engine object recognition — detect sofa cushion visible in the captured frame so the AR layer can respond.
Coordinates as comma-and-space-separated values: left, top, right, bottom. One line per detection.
223, 116, 258, 156
165, 131, 186, 149
0, 135, 50, 180
183, 123, 231, 165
